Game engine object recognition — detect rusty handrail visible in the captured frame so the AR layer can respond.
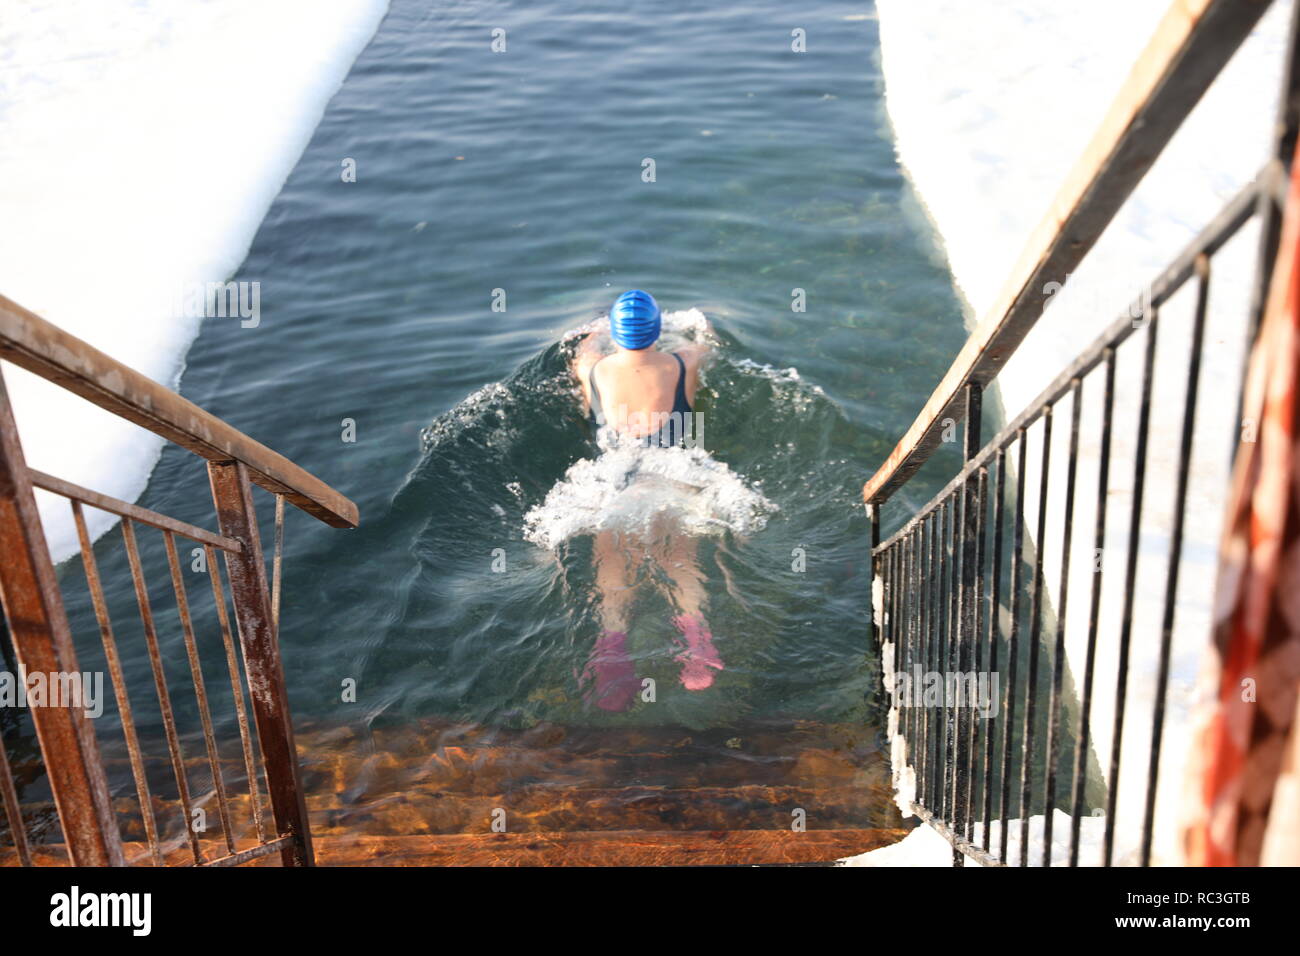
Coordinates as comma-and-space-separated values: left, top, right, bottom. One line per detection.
0, 295, 348, 867
862, 0, 1274, 506
0, 294, 358, 528
30, 469, 241, 552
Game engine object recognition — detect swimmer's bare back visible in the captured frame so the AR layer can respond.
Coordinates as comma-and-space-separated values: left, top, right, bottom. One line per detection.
573, 334, 709, 437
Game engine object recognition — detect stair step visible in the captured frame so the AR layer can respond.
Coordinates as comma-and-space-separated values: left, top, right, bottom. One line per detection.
8, 718, 903, 854
0, 828, 910, 867
6, 780, 898, 846
289, 720, 894, 836
309, 828, 911, 866
308, 783, 895, 836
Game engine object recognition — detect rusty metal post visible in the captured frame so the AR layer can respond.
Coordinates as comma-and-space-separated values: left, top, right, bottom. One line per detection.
207, 460, 314, 867
0, 367, 125, 865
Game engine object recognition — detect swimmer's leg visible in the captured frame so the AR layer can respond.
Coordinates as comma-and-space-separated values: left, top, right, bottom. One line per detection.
662, 535, 723, 690
582, 530, 640, 711
594, 529, 637, 631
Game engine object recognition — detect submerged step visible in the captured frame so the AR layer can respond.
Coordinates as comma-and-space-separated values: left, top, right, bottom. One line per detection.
6, 718, 905, 856
308, 828, 912, 867
0, 828, 911, 867
308, 782, 897, 836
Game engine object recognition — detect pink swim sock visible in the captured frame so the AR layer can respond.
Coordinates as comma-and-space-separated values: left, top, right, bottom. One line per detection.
582, 630, 640, 712
672, 614, 723, 691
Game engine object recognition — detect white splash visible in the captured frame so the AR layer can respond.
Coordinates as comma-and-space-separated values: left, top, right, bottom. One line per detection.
523, 436, 776, 551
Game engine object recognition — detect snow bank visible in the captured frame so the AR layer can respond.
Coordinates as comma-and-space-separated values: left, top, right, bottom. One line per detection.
0, 0, 389, 561
839, 810, 1112, 867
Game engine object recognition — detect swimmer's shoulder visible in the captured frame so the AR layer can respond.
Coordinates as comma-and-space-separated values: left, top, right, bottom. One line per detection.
672, 343, 710, 375
671, 345, 710, 404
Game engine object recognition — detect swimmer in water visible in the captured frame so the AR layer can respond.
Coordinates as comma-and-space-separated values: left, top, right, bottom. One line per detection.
570, 290, 722, 710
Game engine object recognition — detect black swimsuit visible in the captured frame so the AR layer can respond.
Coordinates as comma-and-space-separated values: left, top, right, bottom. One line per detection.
588, 352, 694, 447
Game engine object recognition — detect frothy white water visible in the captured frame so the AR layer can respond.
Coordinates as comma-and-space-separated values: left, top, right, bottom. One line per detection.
1, 0, 389, 562
526, 309, 776, 549
523, 439, 777, 550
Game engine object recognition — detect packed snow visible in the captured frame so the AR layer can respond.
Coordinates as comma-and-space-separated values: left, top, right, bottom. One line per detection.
0, 0, 389, 561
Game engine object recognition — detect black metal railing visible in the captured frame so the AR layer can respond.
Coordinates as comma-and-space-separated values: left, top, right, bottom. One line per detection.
863, 0, 1300, 866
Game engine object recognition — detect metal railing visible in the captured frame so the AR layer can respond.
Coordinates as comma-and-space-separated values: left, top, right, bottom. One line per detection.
863, 0, 1300, 865
0, 296, 358, 866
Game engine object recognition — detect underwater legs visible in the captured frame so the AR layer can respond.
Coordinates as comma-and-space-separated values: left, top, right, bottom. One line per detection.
661, 533, 723, 690
583, 530, 640, 711
585, 527, 722, 703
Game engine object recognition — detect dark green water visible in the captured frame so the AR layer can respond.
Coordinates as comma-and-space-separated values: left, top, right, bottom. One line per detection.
23, 0, 974, 828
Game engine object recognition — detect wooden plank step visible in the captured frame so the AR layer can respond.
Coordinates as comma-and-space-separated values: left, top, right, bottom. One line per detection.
5, 780, 896, 848
309, 828, 911, 866
308, 783, 893, 836
1, 828, 910, 867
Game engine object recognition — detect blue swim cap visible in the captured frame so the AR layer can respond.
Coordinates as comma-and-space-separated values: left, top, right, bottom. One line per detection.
609, 290, 661, 349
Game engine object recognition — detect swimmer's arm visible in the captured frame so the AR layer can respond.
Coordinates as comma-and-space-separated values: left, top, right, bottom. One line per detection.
572, 332, 603, 409
675, 315, 715, 367
674, 343, 712, 401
